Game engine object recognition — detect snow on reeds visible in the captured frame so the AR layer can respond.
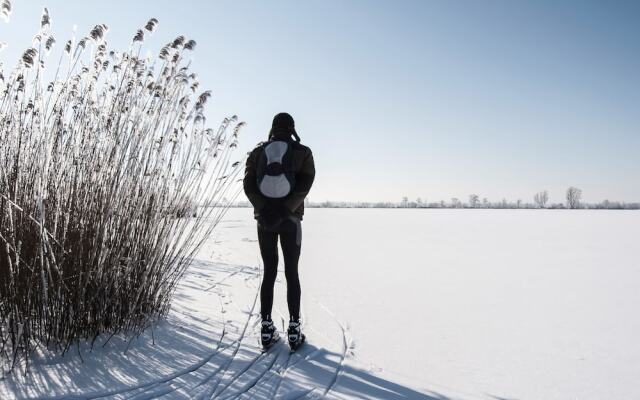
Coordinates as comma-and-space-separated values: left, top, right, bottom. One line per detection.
0, 7, 244, 372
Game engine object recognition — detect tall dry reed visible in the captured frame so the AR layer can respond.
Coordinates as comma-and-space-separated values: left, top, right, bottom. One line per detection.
0, 5, 244, 372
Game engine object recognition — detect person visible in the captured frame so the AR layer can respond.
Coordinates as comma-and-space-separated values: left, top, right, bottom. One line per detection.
243, 112, 315, 350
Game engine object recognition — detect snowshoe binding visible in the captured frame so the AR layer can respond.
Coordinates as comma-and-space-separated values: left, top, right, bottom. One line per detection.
261, 319, 280, 350
288, 320, 305, 352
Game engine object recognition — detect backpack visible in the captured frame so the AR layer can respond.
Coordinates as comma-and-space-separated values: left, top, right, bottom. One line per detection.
256, 140, 296, 198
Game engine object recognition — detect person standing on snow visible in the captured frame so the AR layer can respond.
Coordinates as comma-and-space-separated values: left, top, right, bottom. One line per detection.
243, 112, 315, 351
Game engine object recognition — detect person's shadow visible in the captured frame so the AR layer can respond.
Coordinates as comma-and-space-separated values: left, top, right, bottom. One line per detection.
217, 340, 450, 400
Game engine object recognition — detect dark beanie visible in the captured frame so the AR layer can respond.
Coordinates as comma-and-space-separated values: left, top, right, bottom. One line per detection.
272, 112, 295, 130
270, 112, 300, 141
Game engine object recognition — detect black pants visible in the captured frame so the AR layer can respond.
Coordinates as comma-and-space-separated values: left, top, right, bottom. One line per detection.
258, 218, 302, 321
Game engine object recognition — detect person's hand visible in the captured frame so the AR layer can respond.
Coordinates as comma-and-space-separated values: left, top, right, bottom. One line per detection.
260, 213, 282, 230
258, 205, 289, 230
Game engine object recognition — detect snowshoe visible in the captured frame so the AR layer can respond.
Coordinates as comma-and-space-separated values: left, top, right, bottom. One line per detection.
288, 320, 305, 352
261, 319, 280, 349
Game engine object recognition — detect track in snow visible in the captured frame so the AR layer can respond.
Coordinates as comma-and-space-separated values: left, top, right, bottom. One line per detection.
86, 261, 350, 400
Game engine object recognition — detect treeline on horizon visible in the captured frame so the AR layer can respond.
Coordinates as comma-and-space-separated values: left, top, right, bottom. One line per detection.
232, 187, 640, 210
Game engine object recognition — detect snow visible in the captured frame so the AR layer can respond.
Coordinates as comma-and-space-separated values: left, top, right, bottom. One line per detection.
1, 208, 639, 399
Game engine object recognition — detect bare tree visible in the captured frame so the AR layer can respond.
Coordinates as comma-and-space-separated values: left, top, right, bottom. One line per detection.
451, 197, 460, 208
566, 187, 582, 209
534, 190, 549, 208
469, 194, 480, 208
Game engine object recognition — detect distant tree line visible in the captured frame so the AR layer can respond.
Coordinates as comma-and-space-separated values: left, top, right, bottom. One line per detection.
232, 187, 639, 210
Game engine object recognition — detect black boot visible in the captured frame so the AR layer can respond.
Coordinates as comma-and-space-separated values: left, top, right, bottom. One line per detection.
287, 319, 305, 351
261, 318, 279, 348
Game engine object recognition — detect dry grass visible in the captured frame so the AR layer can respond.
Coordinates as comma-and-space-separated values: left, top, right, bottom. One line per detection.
0, 8, 243, 373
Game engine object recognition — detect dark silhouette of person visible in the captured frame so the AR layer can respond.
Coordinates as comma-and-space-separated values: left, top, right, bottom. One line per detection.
243, 112, 315, 349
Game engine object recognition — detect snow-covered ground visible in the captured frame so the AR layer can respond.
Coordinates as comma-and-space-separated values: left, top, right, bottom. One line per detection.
1, 208, 639, 399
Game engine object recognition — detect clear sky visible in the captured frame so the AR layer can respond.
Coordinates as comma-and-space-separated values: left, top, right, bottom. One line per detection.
2, 1, 639, 203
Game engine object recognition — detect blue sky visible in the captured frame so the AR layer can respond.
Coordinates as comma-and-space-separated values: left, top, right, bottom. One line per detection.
2, 1, 638, 203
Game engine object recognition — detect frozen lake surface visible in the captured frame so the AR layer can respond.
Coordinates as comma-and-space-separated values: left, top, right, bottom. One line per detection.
1, 208, 638, 399
218, 208, 640, 399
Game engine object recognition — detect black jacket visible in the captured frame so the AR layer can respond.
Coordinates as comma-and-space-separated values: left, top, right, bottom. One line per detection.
243, 136, 315, 220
